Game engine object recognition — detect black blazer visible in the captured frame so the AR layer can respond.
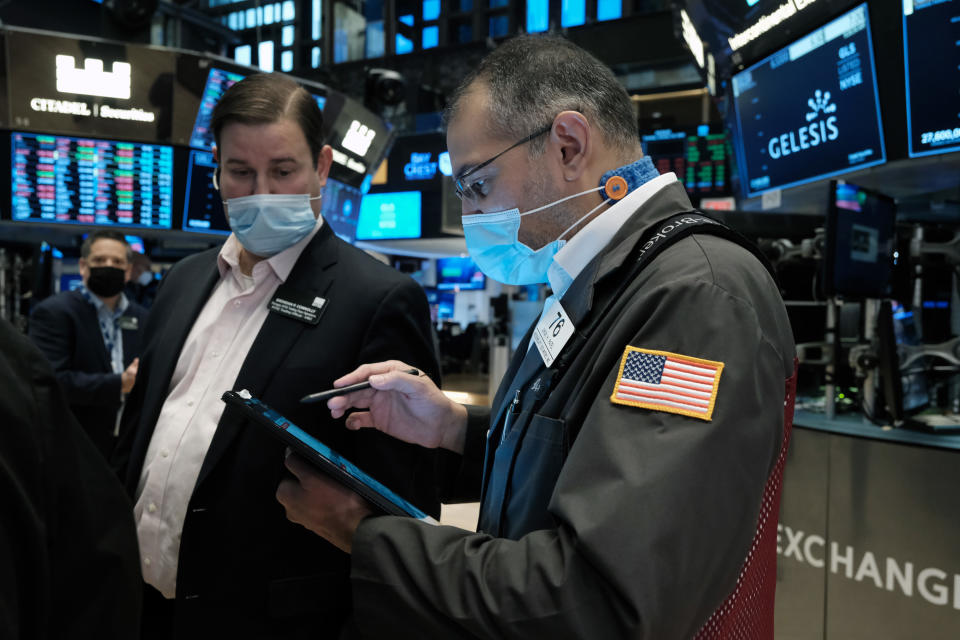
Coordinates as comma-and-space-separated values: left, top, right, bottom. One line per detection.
0, 318, 141, 639
28, 288, 147, 458
116, 224, 441, 638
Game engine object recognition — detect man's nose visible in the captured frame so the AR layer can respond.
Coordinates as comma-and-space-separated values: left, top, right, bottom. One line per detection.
252, 174, 271, 195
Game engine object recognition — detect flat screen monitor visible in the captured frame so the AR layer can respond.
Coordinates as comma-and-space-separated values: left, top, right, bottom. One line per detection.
355, 191, 421, 240
125, 234, 145, 253
182, 149, 229, 234
424, 287, 455, 321
436, 256, 486, 291
642, 129, 688, 179
59, 273, 83, 293
11, 131, 174, 228
190, 67, 245, 150
321, 178, 362, 242
903, 0, 960, 157
731, 3, 886, 197
642, 127, 731, 197
823, 180, 896, 299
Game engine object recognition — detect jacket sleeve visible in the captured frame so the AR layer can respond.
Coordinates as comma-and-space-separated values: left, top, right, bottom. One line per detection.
348, 278, 445, 517
28, 300, 122, 407
348, 271, 791, 639
0, 322, 141, 638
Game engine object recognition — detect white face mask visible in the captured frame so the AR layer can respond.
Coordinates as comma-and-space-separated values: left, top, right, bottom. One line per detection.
460, 186, 605, 285
225, 193, 321, 257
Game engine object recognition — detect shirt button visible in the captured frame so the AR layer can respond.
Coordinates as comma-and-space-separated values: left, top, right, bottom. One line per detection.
234, 300, 242, 307
161, 449, 169, 458
211, 351, 218, 358
144, 557, 152, 567
187, 400, 194, 407
148, 503, 158, 513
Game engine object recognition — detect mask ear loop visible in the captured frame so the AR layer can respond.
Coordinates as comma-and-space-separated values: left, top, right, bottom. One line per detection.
556, 174, 631, 240
518, 185, 604, 218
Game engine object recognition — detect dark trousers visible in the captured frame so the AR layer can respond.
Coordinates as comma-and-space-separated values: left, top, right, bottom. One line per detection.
141, 583, 175, 640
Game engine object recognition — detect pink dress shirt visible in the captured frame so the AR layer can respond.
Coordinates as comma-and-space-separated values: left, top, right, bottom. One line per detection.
134, 222, 322, 598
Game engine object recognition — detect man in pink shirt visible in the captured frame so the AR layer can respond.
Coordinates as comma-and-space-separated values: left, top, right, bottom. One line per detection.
115, 73, 441, 639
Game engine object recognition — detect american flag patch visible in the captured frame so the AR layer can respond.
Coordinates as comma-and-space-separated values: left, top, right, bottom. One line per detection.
610, 346, 723, 421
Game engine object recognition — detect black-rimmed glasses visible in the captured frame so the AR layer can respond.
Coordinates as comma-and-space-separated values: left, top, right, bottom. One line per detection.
454, 124, 553, 201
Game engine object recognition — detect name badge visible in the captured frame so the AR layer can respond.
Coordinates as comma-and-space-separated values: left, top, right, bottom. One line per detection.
269, 285, 326, 325
117, 316, 139, 330
533, 299, 575, 368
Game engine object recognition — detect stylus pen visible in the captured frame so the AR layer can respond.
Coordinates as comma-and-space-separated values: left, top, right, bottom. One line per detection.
300, 368, 421, 404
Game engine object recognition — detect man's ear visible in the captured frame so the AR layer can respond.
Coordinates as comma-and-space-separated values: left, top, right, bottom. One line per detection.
315, 145, 334, 187
549, 111, 591, 182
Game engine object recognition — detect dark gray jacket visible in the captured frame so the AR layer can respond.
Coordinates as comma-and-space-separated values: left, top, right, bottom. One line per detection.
349, 179, 796, 639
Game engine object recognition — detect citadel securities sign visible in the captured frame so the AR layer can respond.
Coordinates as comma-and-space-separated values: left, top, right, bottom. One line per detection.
5, 28, 175, 143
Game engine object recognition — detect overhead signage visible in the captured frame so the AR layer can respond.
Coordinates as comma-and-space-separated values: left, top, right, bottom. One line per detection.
341, 120, 377, 156
732, 4, 885, 197
728, 0, 821, 52
56, 55, 131, 99
680, 9, 705, 69
404, 152, 438, 180
5, 30, 174, 143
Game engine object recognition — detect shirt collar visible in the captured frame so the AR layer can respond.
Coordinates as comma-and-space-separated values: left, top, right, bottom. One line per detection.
217, 217, 324, 283
80, 285, 129, 317
547, 168, 680, 299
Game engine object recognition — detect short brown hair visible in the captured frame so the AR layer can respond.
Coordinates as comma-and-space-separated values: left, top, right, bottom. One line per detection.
211, 73, 325, 166
81, 230, 133, 263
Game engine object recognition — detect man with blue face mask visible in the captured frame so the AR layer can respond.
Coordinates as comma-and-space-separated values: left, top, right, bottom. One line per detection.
276, 36, 797, 639
114, 73, 441, 639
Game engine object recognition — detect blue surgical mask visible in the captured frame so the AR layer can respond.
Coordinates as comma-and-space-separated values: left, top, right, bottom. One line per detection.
461, 186, 605, 285
225, 193, 321, 257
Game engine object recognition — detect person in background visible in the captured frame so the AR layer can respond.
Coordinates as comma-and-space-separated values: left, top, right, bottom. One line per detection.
114, 72, 441, 639
125, 250, 159, 308
28, 229, 146, 460
0, 316, 141, 638
276, 35, 797, 639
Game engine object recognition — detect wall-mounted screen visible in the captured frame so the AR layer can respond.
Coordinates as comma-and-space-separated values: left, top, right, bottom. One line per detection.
5, 29, 175, 143
436, 256, 486, 291
322, 90, 393, 188
823, 180, 896, 299
356, 191, 421, 240
321, 178, 362, 242
642, 127, 731, 197
903, 0, 960, 158
11, 131, 174, 228
731, 3, 886, 197
182, 148, 229, 234
424, 287, 455, 321
189, 67, 245, 150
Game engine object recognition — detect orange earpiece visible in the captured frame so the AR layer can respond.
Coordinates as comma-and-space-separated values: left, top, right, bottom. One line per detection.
604, 175, 628, 200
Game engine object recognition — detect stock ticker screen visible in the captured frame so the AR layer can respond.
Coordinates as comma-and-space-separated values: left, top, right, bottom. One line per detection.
904, 0, 960, 157
11, 132, 174, 228
731, 3, 886, 197
190, 67, 246, 150
641, 128, 730, 197
182, 149, 229, 234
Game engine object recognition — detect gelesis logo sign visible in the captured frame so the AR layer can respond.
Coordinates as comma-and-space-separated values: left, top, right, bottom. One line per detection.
768, 89, 839, 160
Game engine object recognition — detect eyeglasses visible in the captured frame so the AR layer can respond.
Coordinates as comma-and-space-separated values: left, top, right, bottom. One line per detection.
453, 124, 553, 202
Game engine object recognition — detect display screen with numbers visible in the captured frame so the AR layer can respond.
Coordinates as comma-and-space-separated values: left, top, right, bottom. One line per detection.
11, 131, 174, 228
903, 0, 960, 158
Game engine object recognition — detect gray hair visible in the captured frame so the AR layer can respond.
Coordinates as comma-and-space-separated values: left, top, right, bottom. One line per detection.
444, 35, 639, 158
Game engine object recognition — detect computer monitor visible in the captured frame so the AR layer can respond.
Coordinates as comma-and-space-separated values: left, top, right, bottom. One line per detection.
903, 0, 960, 158
11, 131, 174, 229
320, 178, 362, 242
436, 256, 486, 291
424, 287, 455, 321
189, 67, 245, 150
730, 3, 886, 197
876, 299, 930, 425
823, 180, 896, 299
182, 149, 229, 234
355, 191, 422, 240
124, 235, 146, 253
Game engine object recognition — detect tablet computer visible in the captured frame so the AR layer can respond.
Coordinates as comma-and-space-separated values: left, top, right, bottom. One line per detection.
222, 389, 436, 523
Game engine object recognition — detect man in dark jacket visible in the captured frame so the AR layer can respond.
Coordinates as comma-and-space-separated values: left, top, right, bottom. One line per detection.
0, 317, 141, 638
29, 230, 147, 459
277, 35, 797, 639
